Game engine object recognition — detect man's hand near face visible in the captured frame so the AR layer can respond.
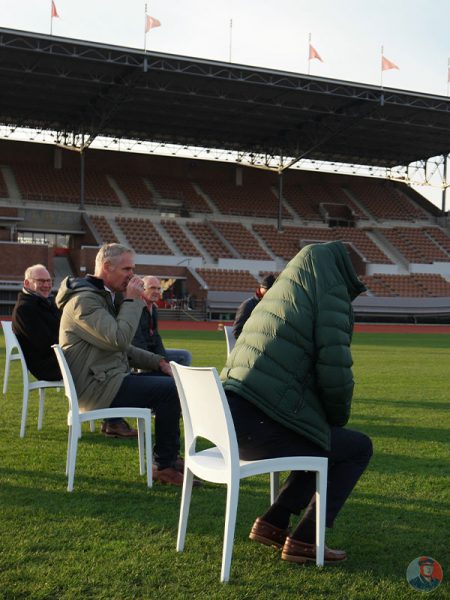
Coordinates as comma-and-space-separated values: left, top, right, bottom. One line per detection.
125, 276, 145, 300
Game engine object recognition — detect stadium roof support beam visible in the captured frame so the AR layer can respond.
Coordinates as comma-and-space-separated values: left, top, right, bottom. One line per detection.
387, 153, 449, 215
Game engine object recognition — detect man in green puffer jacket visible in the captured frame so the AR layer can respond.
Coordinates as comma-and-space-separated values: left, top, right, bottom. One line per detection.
221, 241, 373, 565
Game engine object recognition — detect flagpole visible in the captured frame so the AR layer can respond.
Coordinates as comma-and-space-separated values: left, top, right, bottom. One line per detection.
50, 0, 53, 35
144, 3, 148, 52
307, 33, 311, 75
447, 58, 450, 97
380, 45, 384, 88
229, 18, 233, 62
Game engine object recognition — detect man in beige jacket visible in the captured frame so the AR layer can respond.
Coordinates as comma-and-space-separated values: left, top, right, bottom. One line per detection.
57, 243, 183, 486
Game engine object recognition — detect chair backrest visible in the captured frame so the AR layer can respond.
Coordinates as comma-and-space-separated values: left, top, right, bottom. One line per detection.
170, 362, 240, 468
52, 344, 80, 418
223, 326, 236, 357
1, 320, 30, 384
2, 320, 19, 356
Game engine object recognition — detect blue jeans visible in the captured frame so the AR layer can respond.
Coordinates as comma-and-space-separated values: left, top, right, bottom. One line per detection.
110, 373, 181, 470
166, 348, 192, 367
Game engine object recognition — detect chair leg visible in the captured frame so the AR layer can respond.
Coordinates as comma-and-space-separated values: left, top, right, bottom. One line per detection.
89, 420, 95, 433
176, 468, 194, 552
3, 356, 10, 394
270, 472, 280, 504
315, 469, 327, 567
65, 425, 71, 476
145, 416, 152, 487
37, 388, 45, 430
67, 426, 78, 492
221, 480, 240, 583
137, 418, 145, 476
19, 387, 29, 438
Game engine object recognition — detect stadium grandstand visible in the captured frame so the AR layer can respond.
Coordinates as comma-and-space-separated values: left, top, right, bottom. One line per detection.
0, 28, 449, 323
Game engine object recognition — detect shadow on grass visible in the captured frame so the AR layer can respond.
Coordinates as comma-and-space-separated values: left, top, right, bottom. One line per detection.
349, 420, 449, 445
355, 397, 448, 411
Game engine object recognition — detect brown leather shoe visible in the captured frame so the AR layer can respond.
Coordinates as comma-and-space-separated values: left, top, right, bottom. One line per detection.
174, 456, 184, 473
249, 517, 290, 549
101, 420, 138, 438
152, 464, 203, 487
152, 466, 184, 486
281, 536, 347, 564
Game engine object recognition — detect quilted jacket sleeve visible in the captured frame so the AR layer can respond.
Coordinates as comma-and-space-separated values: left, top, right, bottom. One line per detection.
314, 286, 354, 426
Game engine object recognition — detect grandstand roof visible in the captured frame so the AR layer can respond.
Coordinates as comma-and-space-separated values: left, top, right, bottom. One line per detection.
0, 27, 449, 168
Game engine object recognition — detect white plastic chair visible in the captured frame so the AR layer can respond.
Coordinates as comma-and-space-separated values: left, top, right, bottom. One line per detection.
2, 320, 20, 394
1, 320, 64, 438
52, 344, 153, 492
170, 362, 328, 583
223, 325, 236, 357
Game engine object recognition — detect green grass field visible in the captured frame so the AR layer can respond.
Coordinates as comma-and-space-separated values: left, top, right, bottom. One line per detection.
0, 330, 449, 599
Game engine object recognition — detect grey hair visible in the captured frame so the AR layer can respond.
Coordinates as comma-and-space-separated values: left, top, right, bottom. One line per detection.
94, 243, 134, 274
24, 264, 48, 280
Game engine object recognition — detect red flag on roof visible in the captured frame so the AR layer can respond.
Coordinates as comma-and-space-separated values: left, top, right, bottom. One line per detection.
145, 15, 161, 33
381, 55, 399, 71
448, 58, 450, 83
51, 1, 59, 18
309, 44, 323, 62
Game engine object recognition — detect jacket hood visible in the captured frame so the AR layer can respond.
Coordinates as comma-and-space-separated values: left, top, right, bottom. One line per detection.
289, 241, 366, 301
327, 241, 366, 300
56, 276, 107, 310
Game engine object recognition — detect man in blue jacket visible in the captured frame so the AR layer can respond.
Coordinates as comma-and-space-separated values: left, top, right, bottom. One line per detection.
132, 276, 192, 367
232, 274, 275, 339
222, 241, 372, 565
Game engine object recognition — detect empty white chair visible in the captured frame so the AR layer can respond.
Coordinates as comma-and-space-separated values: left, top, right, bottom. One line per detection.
1, 320, 64, 438
170, 362, 328, 583
223, 325, 236, 357
52, 344, 152, 492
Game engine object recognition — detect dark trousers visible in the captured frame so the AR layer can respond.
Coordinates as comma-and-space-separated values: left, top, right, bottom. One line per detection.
227, 392, 372, 528
110, 373, 181, 470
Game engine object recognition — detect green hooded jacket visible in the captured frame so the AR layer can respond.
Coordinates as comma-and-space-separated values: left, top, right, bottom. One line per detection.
221, 241, 366, 450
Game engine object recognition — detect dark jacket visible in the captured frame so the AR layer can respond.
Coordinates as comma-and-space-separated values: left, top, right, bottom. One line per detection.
221, 241, 366, 451
56, 276, 164, 410
12, 290, 61, 380
232, 295, 260, 339
132, 304, 166, 357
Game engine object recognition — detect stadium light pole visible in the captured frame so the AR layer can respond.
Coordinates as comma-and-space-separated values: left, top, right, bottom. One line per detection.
442, 153, 448, 216
79, 133, 85, 212
277, 167, 283, 232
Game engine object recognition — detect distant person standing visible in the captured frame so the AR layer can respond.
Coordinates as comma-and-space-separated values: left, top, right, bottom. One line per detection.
132, 275, 192, 367
12, 264, 61, 381
232, 274, 276, 339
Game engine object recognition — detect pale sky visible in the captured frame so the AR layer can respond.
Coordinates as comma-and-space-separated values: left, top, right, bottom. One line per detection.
1, 0, 449, 96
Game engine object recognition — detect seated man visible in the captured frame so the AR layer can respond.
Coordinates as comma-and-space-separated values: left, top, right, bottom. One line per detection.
12, 264, 136, 439
132, 276, 192, 367
56, 243, 183, 486
222, 242, 372, 564
12, 264, 61, 381
232, 274, 275, 339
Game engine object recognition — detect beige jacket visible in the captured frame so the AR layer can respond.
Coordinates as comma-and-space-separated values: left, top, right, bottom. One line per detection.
56, 276, 163, 410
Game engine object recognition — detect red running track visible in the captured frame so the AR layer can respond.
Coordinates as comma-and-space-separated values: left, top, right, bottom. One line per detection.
159, 321, 450, 334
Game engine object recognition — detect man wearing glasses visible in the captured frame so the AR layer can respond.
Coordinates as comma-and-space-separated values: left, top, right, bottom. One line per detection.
12, 264, 61, 381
